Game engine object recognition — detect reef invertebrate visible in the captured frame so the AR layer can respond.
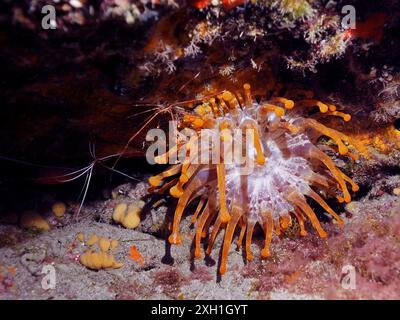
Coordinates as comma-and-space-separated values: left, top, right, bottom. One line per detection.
87, 234, 99, 246
20, 211, 50, 232
148, 82, 360, 275
113, 201, 145, 229
128, 245, 145, 266
79, 250, 124, 270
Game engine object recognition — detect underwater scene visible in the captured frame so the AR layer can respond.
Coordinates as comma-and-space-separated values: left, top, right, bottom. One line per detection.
0, 0, 399, 301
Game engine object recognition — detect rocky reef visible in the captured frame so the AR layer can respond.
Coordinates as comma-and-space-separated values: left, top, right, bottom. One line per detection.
0, 0, 399, 300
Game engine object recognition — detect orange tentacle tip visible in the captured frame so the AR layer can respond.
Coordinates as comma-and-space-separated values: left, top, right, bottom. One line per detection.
256, 154, 266, 165
319, 230, 328, 238
271, 97, 295, 110
170, 184, 184, 198
222, 91, 234, 102
328, 104, 337, 112
219, 264, 227, 275
338, 144, 349, 155
194, 247, 203, 259
300, 230, 308, 237
219, 210, 231, 223
246, 252, 254, 262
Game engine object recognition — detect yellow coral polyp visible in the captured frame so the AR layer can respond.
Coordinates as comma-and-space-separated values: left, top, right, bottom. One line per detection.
76, 232, 85, 242
149, 82, 360, 275
86, 234, 99, 246
112, 201, 145, 229
112, 203, 127, 221
122, 206, 141, 229
99, 238, 111, 252
52, 202, 66, 217
110, 239, 119, 250
20, 212, 50, 231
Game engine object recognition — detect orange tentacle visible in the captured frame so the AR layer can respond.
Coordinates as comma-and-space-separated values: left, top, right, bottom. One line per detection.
219, 205, 243, 275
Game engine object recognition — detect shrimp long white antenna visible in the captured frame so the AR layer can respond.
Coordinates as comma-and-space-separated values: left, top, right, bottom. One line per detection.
1, 141, 142, 221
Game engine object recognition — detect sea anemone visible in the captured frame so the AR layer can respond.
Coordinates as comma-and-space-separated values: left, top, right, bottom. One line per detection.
148, 83, 360, 275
